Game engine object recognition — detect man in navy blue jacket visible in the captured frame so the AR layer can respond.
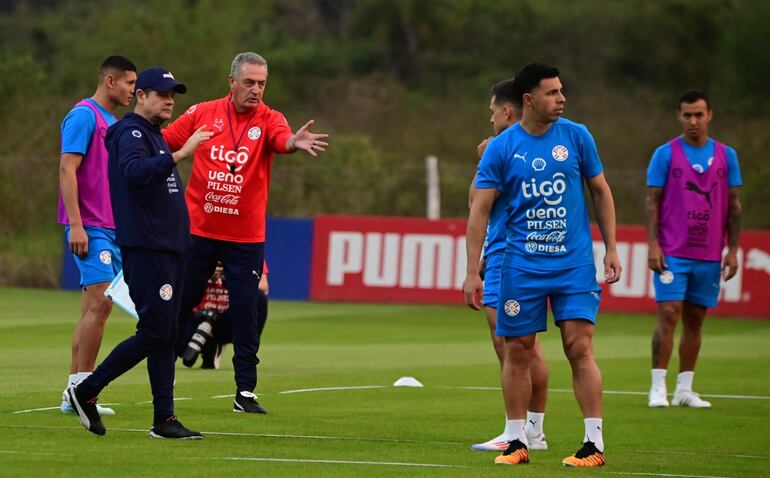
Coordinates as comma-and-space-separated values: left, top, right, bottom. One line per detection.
66, 67, 213, 439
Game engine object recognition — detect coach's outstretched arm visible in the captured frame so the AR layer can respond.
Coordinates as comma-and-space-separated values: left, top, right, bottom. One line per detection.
587, 172, 622, 284
285, 119, 330, 157
464, 187, 499, 310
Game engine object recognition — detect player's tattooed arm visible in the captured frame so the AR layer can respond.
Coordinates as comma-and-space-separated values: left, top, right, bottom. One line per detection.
646, 187, 666, 273
723, 187, 742, 281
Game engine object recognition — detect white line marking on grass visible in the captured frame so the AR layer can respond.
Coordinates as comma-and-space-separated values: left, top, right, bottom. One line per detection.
137, 397, 192, 404
221, 457, 464, 468
0, 450, 65, 456
0, 424, 462, 446
633, 450, 770, 460
279, 386, 387, 394
457, 387, 770, 400
211, 394, 235, 399
608, 472, 729, 478
12, 403, 119, 414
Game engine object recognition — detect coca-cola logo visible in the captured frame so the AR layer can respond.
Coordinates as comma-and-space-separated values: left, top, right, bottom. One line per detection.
205, 192, 240, 205
526, 231, 566, 243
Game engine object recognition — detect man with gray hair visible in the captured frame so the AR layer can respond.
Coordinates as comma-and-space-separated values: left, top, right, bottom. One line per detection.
163, 52, 329, 414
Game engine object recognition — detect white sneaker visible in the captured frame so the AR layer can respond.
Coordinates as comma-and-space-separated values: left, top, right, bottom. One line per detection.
61, 392, 115, 416
648, 387, 669, 407
525, 431, 548, 450
672, 389, 711, 408
471, 433, 512, 451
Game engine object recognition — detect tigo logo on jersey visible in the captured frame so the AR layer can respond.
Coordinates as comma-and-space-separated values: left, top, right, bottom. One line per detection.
247, 127, 262, 140
210, 145, 250, 172
99, 250, 112, 265
504, 300, 521, 317
521, 172, 566, 206
159, 284, 173, 301
552, 145, 569, 161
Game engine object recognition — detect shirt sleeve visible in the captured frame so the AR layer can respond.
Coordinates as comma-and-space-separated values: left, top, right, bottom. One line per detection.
475, 137, 505, 191
725, 146, 742, 188
162, 104, 199, 152
116, 129, 176, 187
577, 125, 604, 179
267, 110, 294, 154
61, 107, 96, 155
646, 144, 671, 188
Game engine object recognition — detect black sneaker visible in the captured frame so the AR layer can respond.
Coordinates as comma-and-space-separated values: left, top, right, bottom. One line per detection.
149, 416, 203, 439
233, 391, 267, 413
66, 385, 106, 436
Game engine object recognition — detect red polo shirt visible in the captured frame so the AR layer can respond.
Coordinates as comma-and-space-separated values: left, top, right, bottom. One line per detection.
163, 95, 292, 243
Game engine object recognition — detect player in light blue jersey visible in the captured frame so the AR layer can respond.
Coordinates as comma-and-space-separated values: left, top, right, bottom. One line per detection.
468, 79, 550, 453
464, 63, 621, 467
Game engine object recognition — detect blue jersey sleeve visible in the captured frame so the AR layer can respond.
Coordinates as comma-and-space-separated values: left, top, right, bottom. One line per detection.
114, 129, 176, 187
725, 146, 742, 188
61, 106, 96, 155
646, 144, 671, 188
475, 136, 505, 191
576, 124, 604, 179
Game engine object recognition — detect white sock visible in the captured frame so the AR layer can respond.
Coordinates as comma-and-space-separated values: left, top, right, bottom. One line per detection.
503, 419, 527, 446
66, 373, 78, 389
676, 371, 694, 392
651, 368, 667, 390
75, 371, 92, 384
584, 418, 604, 452
525, 411, 545, 436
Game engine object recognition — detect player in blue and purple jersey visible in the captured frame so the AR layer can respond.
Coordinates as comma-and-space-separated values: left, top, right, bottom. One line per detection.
57, 56, 136, 416
467, 79, 550, 453
646, 91, 742, 409
464, 63, 621, 467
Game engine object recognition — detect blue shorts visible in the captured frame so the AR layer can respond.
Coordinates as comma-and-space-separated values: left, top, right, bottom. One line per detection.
653, 256, 721, 308
65, 226, 122, 288
482, 252, 504, 308
496, 263, 601, 337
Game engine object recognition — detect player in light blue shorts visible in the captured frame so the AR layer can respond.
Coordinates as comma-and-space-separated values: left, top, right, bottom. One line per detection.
465, 63, 621, 467
66, 226, 123, 287
468, 78, 550, 452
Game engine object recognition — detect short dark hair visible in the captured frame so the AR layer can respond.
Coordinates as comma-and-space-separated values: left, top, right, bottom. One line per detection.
678, 90, 710, 110
491, 78, 521, 109
512, 63, 560, 105
99, 55, 136, 78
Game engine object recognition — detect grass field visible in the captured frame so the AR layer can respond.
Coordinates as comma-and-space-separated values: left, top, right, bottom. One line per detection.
1, 287, 769, 477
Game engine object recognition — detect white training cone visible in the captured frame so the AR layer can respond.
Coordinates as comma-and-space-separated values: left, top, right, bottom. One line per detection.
393, 376, 423, 387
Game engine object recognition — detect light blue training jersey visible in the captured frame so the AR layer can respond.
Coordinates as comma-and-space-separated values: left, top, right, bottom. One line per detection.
476, 117, 604, 271
646, 137, 742, 188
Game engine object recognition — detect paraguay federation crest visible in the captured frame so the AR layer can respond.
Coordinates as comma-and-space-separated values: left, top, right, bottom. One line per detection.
552, 145, 568, 161
248, 126, 262, 140
159, 284, 174, 301
504, 300, 521, 317
98, 250, 112, 265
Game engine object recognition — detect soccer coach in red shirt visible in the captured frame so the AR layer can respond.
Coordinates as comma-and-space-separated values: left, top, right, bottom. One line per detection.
163, 52, 329, 413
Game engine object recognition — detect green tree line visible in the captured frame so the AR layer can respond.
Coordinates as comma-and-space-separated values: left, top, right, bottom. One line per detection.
1, 0, 768, 287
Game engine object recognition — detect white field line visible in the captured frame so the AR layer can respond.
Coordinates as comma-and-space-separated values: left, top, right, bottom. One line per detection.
0, 424, 462, 445
608, 473, 729, 478
632, 449, 770, 460
279, 385, 387, 394
221, 456, 463, 468
10, 385, 770, 414
0, 450, 66, 456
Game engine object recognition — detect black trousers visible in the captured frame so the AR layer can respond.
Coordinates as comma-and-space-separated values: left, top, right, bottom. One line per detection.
176, 235, 265, 392
79, 247, 184, 424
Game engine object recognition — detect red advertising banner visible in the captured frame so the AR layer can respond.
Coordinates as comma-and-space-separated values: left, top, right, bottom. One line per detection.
310, 215, 770, 318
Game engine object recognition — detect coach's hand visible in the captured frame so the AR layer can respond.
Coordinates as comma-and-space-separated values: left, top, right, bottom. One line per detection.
69, 224, 89, 257
604, 249, 622, 284
477, 136, 493, 159
290, 120, 329, 157
173, 125, 213, 163
463, 273, 484, 310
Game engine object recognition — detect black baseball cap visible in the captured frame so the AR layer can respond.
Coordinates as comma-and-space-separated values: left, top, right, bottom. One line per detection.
135, 67, 187, 94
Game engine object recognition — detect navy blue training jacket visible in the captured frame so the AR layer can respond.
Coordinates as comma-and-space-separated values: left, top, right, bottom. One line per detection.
106, 112, 192, 253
